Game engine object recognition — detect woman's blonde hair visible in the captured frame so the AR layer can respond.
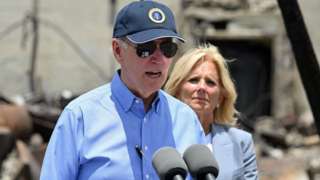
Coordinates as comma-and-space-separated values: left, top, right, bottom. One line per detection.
164, 44, 238, 125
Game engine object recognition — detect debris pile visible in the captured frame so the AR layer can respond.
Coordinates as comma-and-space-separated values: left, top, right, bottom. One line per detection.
254, 116, 320, 180
0, 92, 72, 180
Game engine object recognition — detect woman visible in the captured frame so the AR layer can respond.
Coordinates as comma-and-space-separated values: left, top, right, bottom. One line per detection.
164, 44, 258, 180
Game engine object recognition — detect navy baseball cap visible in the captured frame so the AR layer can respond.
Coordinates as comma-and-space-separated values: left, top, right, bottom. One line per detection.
112, 1, 185, 44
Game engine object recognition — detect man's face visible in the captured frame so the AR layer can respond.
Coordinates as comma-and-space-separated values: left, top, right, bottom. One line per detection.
114, 38, 175, 99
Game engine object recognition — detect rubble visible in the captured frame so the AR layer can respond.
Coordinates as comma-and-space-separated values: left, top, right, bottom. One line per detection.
0, 0, 319, 179
0, 128, 15, 165
180, 0, 320, 179
255, 116, 320, 180
0, 94, 65, 179
0, 105, 33, 140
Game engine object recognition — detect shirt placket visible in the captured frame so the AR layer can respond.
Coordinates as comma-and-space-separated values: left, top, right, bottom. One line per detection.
142, 111, 151, 180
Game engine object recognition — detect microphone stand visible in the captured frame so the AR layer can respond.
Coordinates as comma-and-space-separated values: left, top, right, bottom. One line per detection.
172, 175, 185, 180
205, 173, 216, 180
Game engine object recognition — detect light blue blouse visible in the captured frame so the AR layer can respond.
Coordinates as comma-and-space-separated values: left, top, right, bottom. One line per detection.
209, 124, 259, 180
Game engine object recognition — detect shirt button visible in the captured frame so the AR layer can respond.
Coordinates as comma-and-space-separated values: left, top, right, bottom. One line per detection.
135, 99, 140, 103
145, 174, 150, 179
143, 117, 147, 123
144, 146, 148, 151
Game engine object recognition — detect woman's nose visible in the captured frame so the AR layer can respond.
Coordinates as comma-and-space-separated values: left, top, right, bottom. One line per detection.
197, 80, 207, 92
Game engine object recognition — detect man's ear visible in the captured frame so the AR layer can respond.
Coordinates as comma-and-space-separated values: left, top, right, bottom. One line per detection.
112, 39, 122, 63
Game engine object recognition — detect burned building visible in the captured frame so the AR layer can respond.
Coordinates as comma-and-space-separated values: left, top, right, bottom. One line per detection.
1, 0, 320, 179
179, 0, 319, 179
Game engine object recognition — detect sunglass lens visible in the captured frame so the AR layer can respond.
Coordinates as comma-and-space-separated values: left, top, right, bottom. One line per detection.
160, 42, 178, 58
136, 42, 156, 58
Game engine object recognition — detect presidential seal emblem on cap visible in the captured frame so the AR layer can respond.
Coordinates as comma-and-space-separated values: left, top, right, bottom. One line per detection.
148, 8, 166, 23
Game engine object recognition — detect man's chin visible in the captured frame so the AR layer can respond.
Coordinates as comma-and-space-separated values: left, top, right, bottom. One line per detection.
147, 81, 165, 90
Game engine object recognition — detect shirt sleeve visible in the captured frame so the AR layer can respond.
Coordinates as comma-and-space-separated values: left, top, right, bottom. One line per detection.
40, 108, 83, 180
173, 106, 206, 154
242, 133, 259, 180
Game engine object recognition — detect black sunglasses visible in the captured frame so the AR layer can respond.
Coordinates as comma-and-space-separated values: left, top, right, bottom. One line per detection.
123, 39, 178, 58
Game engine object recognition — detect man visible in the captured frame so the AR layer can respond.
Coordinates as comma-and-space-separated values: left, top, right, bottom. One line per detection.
40, 1, 205, 179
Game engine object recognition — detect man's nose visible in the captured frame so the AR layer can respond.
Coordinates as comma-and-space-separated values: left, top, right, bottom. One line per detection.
150, 48, 165, 63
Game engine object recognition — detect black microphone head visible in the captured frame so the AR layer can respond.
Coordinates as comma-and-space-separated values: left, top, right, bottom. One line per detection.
183, 144, 219, 179
152, 147, 188, 180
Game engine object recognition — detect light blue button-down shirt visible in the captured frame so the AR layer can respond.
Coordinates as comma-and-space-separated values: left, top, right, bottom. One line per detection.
40, 72, 206, 180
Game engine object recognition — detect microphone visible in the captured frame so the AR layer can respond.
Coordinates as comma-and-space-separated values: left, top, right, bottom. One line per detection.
152, 147, 188, 180
183, 144, 219, 180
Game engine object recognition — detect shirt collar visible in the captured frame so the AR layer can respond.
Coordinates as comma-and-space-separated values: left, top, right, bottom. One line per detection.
152, 93, 161, 113
111, 70, 161, 113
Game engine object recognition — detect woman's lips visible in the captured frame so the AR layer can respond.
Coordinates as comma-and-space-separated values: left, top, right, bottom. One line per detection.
193, 97, 208, 102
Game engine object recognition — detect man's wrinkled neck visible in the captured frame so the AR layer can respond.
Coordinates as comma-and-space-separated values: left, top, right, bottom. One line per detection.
118, 70, 158, 112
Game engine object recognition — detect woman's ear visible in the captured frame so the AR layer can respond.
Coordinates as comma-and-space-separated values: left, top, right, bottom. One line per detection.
218, 89, 225, 106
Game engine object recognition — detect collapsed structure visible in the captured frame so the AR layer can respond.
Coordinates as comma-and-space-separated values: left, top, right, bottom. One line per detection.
179, 0, 320, 179
0, 0, 319, 179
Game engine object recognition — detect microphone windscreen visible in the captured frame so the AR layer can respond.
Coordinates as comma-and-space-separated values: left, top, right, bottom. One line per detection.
183, 144, 219, 178
152, 147, 188, 180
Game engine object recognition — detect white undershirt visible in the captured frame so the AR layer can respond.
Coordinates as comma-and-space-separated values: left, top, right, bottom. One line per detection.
205, 132, 213, 152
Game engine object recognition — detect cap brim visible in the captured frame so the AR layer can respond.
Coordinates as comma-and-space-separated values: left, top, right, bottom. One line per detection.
126, 29, 185, 44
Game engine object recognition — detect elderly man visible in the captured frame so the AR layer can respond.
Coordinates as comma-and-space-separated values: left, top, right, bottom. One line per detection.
40, 1, 205, 179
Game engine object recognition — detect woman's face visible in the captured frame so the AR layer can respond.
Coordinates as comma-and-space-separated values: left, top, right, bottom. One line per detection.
178, 60, 223, 114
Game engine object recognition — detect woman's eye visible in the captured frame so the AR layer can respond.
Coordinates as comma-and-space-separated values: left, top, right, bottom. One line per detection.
188, 78, 199, 84
206, 79, 216, 86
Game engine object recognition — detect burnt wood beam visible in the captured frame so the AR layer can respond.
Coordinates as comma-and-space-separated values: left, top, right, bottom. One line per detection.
277, 0, 320, 136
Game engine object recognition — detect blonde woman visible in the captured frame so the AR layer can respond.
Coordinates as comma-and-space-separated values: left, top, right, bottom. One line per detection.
165, 44, 258, 180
